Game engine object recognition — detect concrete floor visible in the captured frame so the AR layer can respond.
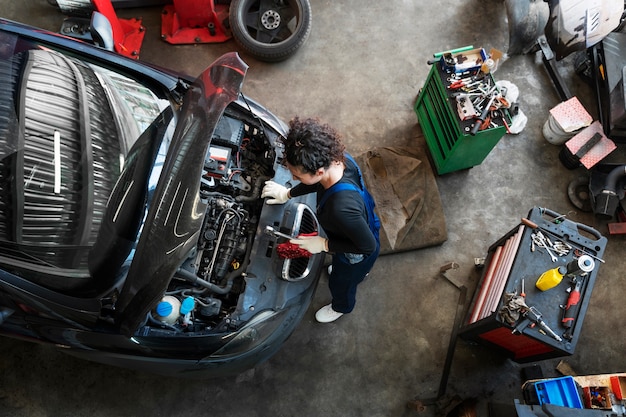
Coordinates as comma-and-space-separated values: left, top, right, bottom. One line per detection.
0, 1, 625, 416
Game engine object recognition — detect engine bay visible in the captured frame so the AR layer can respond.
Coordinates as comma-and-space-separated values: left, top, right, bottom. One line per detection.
145, 114, 277, 333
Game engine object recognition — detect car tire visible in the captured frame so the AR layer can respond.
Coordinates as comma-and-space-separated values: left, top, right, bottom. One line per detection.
229, 0, 312, 62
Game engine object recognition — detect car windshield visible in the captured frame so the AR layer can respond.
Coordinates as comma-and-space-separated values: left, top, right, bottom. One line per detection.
0, 30, 170, 283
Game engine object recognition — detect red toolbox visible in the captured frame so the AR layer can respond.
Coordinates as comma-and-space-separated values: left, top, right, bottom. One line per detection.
459, 207, 607, 362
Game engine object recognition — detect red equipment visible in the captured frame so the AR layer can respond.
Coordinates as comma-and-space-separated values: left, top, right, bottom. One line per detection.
54, 0, 313, 62
561, 277, 583, 340
58, 0, 146, 58
161, 0, 231, 44
92, 0, 146, 58
276, 242, 312, 259
275, 232, 318, 259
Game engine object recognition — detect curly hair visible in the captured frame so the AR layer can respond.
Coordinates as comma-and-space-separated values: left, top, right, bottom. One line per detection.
280, 117, 346, 174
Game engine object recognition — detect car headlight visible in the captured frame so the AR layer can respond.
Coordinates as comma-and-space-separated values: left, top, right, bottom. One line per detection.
209, 309, 288, 358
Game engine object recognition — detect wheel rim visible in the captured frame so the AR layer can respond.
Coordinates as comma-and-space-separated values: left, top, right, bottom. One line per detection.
261, 9, 281, 30
242, 0, 303, 45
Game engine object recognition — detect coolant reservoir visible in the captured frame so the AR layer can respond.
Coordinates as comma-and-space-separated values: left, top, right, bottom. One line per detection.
154, 295, 181, 324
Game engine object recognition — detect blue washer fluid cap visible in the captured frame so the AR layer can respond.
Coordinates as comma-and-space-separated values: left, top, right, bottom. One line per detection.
180, 297, 195, 315
156, 301, 173, 318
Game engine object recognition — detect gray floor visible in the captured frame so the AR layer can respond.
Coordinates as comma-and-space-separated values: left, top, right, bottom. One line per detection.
0, 1, 624, 416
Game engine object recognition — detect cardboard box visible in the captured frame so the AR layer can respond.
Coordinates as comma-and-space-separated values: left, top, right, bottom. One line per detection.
583, 386, 613, 409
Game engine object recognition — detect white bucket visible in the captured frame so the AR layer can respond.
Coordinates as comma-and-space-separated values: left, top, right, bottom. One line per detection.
543, 114, 577, 145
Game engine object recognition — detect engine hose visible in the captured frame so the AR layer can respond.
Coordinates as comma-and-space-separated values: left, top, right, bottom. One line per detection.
236, 175, 268, 203
175, 227, 255, 296
604, 164, 626, 192
147, 312, 181, 332
175, 268, 233, 295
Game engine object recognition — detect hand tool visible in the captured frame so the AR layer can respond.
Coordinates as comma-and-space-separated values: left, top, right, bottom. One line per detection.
561, 276, 584, 340
513, 305, 562, 342
448, 78, 480, 90
264, 225, 294, 240
531, 232, 558, 262
521, 217, 605, 263
470, 93, 497, 135
450, 91, 483, 98
544, 240, 559, 262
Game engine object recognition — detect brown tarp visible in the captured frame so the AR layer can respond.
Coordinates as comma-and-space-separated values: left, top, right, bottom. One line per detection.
355, 144, 447, 255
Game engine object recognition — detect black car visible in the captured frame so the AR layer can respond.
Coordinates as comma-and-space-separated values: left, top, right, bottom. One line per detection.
0, 18, 323, 377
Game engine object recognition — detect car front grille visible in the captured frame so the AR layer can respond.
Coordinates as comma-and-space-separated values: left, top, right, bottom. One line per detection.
281, 204, 319, 282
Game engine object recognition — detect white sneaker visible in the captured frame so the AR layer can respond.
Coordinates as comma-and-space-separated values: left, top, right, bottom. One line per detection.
315, 304, 343, 323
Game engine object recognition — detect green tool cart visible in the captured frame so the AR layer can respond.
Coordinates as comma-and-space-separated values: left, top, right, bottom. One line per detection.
414, 60, 510, 175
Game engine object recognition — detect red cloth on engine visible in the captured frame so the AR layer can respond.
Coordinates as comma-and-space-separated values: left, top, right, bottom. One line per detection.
276, 232, 318, 259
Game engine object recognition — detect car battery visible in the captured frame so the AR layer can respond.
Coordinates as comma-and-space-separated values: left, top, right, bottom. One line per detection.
459, 207, 607, 362
204, 116, 245, 180
205, 145, 232, 179
212, 115, 245, 150
414, 57, 510, 174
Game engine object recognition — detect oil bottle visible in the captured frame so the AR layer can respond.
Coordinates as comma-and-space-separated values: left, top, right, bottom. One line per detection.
535, 265, 567, 291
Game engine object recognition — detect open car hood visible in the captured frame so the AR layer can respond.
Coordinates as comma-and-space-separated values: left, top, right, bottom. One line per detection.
115, 53, 248, 335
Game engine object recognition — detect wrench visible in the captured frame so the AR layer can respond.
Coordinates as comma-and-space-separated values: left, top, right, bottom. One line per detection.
264, 225, 295, 240
532, 232, 558, 262
543, 244, 558, 262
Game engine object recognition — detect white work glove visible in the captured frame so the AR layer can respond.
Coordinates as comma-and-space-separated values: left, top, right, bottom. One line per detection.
290, 235, 328, 254
261, 180, 290, 205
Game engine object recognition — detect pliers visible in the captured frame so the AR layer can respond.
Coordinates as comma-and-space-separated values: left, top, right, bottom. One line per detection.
448, 78, 479, 90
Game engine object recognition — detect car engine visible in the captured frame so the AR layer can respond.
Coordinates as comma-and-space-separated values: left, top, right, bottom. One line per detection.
148, 114, 278, 332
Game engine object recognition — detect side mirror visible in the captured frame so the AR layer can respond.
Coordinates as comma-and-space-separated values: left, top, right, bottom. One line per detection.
90, 11, 114, 51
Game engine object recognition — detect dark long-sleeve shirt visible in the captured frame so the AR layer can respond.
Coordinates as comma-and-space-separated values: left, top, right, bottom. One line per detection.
289, 158, 377, 255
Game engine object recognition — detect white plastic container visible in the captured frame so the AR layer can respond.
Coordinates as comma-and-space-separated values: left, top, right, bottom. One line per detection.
154, 295, 181, 324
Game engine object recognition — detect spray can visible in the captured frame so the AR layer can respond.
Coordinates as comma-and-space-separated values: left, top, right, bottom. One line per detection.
535, 266, 567, 291
565, 255, 595, 277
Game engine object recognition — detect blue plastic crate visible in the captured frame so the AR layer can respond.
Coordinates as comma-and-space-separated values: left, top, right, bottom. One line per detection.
533, 376, 583, 409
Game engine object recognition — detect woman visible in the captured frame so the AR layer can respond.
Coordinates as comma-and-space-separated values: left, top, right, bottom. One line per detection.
262, 117, 380, 323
